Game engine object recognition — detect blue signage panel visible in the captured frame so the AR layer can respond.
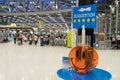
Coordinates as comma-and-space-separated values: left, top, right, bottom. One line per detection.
72, 4, 97, 29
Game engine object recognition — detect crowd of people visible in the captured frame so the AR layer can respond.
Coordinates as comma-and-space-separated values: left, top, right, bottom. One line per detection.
13, 31, 67, 46
13, 33, 39, 45
111, 35, 120, 49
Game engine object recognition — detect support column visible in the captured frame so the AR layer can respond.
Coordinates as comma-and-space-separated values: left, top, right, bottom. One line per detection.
115, 0, 119, 37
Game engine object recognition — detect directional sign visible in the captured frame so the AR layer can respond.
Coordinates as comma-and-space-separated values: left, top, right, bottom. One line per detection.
72, 4, 97, 29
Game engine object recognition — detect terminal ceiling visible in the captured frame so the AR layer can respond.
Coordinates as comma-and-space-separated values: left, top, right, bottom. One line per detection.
0, 0, 119, 31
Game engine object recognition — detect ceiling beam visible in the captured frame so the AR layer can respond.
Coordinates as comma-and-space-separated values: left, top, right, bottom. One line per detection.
59, 0, 76, 5
0, 9, 71, 16
58, 13, 69, 28
47, 14, 62, 27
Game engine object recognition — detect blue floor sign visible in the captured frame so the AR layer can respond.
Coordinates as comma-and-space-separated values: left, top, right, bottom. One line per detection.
57, 68, 112, 80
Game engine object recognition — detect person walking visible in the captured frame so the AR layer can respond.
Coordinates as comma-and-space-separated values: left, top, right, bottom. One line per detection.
13, 33, 17, 44
29, 35, 33, 45
34, 34, 38, 45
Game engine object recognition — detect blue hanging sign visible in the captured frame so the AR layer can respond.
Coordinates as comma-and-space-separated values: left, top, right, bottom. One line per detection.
72, 4, 97, 29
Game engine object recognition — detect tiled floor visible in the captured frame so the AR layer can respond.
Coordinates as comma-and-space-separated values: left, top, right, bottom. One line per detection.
0, 42, 120, 80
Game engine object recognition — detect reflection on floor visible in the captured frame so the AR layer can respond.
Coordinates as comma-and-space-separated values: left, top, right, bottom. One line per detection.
0, 42, 120, 80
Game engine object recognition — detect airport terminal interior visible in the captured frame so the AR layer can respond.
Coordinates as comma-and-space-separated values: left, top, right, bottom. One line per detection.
0, 0, 120, 80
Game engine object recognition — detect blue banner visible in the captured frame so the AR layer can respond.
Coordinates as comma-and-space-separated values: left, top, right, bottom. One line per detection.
72, 4, 97, 29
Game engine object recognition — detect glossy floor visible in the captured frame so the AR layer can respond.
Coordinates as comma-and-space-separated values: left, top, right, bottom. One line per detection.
0, 42, 120, 80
